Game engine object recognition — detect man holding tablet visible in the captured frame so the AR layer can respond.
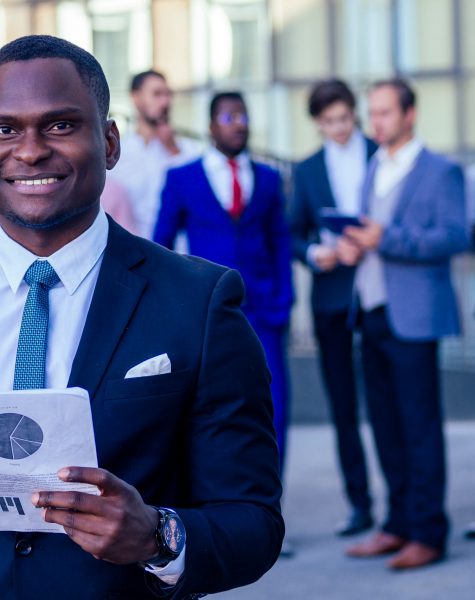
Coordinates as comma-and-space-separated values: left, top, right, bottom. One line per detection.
290, 79, 377, 537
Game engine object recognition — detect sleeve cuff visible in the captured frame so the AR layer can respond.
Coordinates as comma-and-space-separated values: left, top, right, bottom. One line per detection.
144, 545, 186, 586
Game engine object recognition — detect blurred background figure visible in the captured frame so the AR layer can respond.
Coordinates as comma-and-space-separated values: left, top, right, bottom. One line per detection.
290, 79, 376, 537
104, 70, 199, 238
100, 177, 139, 235
339, 78, 468, 569
154, 91, 293, 475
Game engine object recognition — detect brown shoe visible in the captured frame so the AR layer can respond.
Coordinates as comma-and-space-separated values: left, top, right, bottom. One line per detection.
387, 542, 442, 570
346, 531, 406, 558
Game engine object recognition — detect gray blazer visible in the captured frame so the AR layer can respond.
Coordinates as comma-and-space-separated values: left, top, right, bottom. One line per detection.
363, 148, 469, 340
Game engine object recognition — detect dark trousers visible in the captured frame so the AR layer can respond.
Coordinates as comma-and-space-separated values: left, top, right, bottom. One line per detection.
314, 309, 371, 512
361, 307, 448, 551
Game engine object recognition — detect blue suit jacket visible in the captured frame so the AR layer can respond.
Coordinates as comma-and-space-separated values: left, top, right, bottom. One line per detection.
364, 148, 469, 340
0, 220, 283, 599
154, 158, 293, 329
291, 137, 377, 314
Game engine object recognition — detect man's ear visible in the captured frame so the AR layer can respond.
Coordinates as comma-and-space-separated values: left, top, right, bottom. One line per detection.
405, 106, 416, 131
105, 119, 121, 170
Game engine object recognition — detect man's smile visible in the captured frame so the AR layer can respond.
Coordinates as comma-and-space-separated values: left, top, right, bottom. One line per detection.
3, 174, 68, 194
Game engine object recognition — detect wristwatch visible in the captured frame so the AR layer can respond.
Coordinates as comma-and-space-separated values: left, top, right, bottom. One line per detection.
140, 507, 186, 569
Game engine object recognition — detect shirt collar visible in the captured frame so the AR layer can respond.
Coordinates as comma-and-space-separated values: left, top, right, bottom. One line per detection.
376, 137, 423, 167
0, 209, 108, 295
204, 146, 251, 169
324, 128, 364, 155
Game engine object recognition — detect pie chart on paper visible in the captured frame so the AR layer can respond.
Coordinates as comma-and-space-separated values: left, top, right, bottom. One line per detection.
0, 413, 43, 460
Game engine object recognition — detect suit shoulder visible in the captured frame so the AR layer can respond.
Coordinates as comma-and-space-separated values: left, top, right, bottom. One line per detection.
252, 160, 280, 179
296, 149, 323, 172
165, 157, 203, 180
134, 232, 241, 290
422, 149, 461, 173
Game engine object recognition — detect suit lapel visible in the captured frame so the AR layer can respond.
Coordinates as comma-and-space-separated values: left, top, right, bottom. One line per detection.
198, 160, 242, 222
361, 158, 378, 214
68, 220, 147, 398
390, 148, 428, 223
240, 161, 262, 220
315, 150, 336, 208
365, 137, 378, 162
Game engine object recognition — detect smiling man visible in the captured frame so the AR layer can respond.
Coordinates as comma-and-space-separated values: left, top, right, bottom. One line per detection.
0, 36, 283, 600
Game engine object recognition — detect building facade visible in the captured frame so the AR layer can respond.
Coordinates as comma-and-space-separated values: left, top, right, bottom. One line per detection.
1, 0, 474, 370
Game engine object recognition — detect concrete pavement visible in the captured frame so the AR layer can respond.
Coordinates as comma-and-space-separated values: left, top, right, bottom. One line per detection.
212, 423, 475, 599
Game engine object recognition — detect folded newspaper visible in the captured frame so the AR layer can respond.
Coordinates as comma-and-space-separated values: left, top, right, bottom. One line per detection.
0, 387, 98, 533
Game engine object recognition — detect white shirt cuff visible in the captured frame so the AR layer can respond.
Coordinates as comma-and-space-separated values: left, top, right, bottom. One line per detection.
307, 243, 336, 271
144, 544, 186, 586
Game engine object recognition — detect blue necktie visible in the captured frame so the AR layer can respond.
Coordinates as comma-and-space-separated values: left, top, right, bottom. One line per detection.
13, 260, 60, 390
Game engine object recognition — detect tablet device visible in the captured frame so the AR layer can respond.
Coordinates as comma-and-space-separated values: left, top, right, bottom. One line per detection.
319, 208, 363, 235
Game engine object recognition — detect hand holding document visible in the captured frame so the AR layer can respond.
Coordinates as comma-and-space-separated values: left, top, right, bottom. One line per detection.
0, 387, 97, 533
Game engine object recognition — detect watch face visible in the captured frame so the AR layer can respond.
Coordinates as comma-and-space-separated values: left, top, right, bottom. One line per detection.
164, 514, 185, 555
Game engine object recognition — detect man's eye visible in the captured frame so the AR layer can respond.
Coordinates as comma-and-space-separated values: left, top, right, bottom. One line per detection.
0, 126, 14, 135
50, 122, 72, 131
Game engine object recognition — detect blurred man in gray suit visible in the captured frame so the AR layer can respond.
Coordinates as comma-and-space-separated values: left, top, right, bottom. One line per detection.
338, 78, 468, 569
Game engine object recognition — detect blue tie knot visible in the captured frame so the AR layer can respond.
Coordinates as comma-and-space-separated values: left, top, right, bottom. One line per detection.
24, 260, 59, 289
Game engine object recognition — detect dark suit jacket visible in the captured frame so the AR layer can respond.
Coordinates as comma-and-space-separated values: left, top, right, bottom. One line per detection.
290, 136, 377, 314
154, 158, 293, 329
0, 220, 283, 600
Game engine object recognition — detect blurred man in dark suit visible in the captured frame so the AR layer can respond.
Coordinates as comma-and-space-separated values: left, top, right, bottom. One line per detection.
290, 79, 377, 536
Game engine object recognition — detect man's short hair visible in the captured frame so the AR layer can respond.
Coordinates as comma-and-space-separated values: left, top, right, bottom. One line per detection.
130, 70, 166, 93
0, 34, 110, 122
210, 92, 246, 121
308, 79, 356, 118
370, 78, 416, 113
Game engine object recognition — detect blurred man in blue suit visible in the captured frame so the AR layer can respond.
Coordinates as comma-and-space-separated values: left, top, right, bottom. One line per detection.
339, 78, 468, 569
154, 92, 293, 472
290, 80, 377, 537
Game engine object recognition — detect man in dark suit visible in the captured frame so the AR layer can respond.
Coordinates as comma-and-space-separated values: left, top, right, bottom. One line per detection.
290, 79, 377, 536
154, 92, 293, 473
0, 36, 283, 599
338, 78, 468, 569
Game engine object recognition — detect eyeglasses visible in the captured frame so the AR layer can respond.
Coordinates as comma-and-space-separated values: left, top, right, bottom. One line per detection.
216, 112, 249, 126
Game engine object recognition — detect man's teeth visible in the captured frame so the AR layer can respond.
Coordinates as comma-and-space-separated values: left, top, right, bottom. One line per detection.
15, 178, 59, 186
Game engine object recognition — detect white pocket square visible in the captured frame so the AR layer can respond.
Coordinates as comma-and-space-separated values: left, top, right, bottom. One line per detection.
125, 353, 171, 379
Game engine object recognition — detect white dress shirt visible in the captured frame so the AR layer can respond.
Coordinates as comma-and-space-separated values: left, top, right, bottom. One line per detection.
0, 209, 184, 584
373, 136, 423, 198
324, 128, 366, 216
307, 129, 366, 268
355, 137, 424, 311
202, 146, 254, 208
109, 132, 200, 239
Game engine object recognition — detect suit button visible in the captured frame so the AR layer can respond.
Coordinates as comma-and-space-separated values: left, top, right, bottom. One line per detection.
15, 539, 33, 556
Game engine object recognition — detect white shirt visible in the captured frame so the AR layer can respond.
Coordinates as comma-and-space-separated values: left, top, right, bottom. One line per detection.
374, 136, 423, 198
307, 129, 366, 267
324, 128, 367, 216
0, 209, 184, 584
202, 146, 254, 208
109, 132, 200, 239
355, 137, 424, 311
0, 210, 108, 391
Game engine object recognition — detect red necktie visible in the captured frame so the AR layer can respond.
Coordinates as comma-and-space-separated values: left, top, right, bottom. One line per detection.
228, 158, 244, 219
